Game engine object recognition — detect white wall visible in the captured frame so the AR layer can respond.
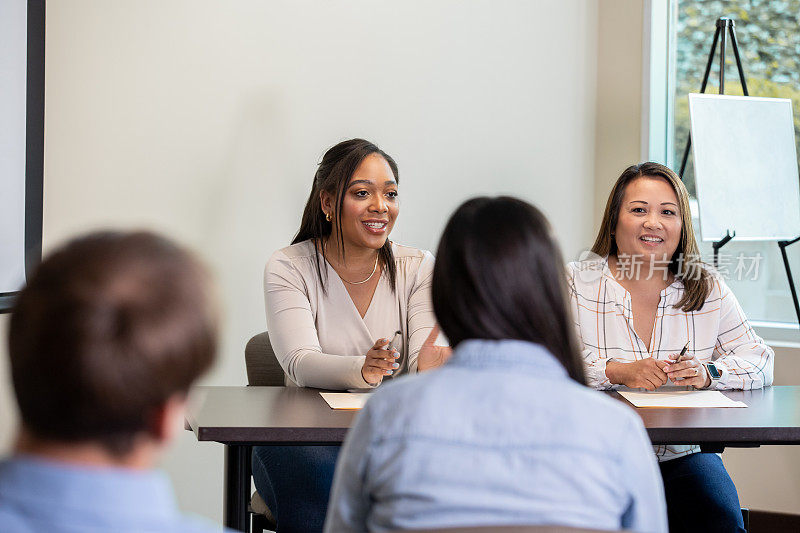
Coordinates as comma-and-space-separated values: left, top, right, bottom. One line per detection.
0, 0, 599, 523
594, 0, 644, 224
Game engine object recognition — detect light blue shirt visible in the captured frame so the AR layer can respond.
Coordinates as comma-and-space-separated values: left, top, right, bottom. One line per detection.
0, 455, 231, 533
325, 339, 668, 533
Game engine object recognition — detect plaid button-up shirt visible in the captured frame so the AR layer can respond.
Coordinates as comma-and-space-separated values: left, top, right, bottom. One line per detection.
567, 257, 774, 461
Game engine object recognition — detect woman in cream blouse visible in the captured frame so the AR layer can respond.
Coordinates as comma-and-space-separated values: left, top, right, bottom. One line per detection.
254, 138, 448, 533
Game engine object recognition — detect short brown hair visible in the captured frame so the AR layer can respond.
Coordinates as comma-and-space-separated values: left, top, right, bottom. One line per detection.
591, 162, 712, 311
8, 231, 217, 455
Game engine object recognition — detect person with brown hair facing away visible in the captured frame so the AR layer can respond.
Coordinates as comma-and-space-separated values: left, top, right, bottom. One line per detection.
568, 162, 774, 533
0, 231, 233, 533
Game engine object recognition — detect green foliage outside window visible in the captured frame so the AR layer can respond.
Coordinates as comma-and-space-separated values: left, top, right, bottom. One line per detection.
674, 0, 800, 196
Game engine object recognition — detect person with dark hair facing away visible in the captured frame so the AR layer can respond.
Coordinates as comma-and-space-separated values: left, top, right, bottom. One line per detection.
325, 197, 667, 533
569, 162, 773, 533
253, 138, 448, 532
0, 231, 232, 533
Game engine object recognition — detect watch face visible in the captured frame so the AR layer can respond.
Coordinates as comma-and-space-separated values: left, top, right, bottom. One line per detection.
706, 363, 721, 379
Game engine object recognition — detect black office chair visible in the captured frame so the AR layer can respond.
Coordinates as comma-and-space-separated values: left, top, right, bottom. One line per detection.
245, 331, 285, 388
244, 331, 283, 533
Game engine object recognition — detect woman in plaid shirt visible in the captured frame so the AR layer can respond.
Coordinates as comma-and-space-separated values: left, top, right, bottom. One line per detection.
568, 162, 773, 533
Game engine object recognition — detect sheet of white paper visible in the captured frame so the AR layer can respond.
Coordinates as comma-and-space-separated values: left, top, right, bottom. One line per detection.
618, 390, 747, 408
320, 392, 370, 410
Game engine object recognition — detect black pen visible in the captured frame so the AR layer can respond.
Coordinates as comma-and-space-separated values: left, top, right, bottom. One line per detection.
676, 341, 690, 361
664, 342, 690, 378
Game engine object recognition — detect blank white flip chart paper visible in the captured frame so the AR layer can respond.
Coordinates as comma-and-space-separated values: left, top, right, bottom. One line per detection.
689, 93, 800, 241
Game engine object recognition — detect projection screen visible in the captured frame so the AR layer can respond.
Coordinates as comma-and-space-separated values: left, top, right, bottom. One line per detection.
0, 0, 44, 312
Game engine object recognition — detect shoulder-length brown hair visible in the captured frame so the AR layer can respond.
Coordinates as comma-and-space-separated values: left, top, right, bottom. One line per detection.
591, 162, 712, 312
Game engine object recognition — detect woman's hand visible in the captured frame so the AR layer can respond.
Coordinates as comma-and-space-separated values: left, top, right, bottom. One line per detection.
664, 352, 711, 388
417, 325, 452, 372
606, 358, 670, 391
361, 338, 400, 385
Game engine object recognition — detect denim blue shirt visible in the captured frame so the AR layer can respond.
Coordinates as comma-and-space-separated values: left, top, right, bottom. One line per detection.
0, 455, 231, 533
325, 339, 667, 533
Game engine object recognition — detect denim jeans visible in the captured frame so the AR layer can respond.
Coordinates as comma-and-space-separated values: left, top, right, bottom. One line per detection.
251, 445, 340, 533
659, 453, 746, 533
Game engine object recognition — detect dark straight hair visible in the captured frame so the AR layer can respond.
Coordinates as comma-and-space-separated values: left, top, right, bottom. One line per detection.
293, 139, 399, 292
432, 196, 587, 385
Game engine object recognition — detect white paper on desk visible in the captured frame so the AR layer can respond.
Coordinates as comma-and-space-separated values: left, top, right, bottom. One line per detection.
320, 392, 370, 410
619, 390, 747, 408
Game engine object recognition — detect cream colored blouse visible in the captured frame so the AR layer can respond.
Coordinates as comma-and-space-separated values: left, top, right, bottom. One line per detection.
264, 239, 436, 390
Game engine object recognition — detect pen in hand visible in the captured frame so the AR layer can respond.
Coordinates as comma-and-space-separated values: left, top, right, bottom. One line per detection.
387, 330, 402, 353
664, 341, 690, 376
676, 341, 690, 361
385, 330, 403, 376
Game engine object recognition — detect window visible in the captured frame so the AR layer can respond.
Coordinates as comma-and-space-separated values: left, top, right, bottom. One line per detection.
646, 0, 800, 336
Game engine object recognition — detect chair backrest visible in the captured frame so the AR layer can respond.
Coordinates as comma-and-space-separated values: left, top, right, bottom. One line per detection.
244, 332, 285, 386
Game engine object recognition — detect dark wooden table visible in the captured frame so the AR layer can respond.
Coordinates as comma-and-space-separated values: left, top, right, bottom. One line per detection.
186, 385, 800, 532
609, 386, 800, 447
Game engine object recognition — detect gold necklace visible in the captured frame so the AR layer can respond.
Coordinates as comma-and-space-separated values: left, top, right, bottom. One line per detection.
325, 242, 380, 285
343, 254, 379, 285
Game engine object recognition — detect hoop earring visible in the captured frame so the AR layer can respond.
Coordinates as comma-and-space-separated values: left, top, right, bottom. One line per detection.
325, 212, 332, 222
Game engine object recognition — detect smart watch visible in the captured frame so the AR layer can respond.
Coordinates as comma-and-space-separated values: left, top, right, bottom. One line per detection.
704, 362, 722, 387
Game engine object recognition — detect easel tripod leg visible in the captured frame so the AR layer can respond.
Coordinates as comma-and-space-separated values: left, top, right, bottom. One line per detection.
778, 238, 800, 326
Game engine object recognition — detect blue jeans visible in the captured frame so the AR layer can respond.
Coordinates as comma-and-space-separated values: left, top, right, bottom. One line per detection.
251, 445, 340, 533
659, 453, 746, 533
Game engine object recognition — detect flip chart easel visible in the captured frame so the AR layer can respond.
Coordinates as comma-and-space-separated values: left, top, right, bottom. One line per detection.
678, 17, 800, 326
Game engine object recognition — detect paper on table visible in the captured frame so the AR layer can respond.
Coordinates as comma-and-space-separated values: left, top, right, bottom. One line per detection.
619, 390, 747, 408
320, 392, 370, 410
